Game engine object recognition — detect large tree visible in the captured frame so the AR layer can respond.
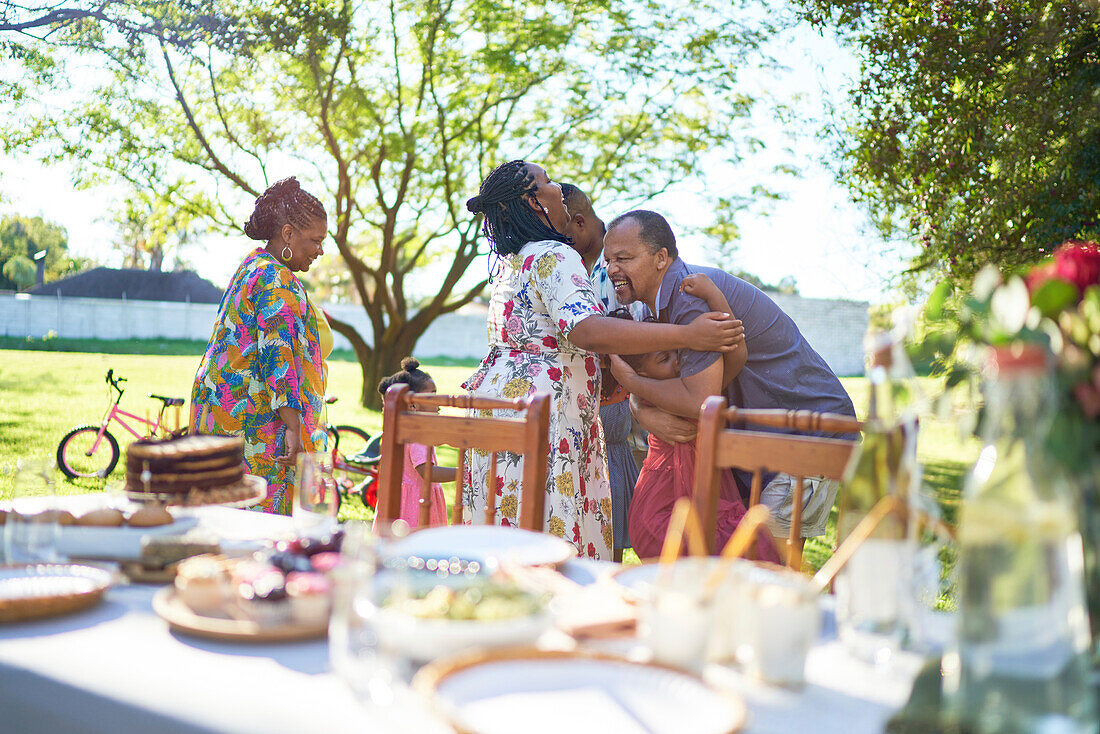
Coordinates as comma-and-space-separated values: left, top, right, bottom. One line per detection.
0, 215, 78, 290
800, 0, 1100, 278
5, 0, 785, 407
114, 184, 202, 271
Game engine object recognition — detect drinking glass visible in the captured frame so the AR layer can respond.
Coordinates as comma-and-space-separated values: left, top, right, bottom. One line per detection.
732, 564, 820, 687
638, 559, 716, 673
834, 538, 910, 664
901, 538, 949, 653
4, 459, 61, 563
294, 452, 340, 531
899, 492, 952, 654
329, 522, 411, 707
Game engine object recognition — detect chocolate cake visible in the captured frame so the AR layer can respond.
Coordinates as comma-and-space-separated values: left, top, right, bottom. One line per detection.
126, 435, 246, 494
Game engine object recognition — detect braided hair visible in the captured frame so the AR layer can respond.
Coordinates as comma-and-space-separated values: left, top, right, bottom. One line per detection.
466, 160, 571, 256
243, 177, 327, 241
377, 357, 434, 396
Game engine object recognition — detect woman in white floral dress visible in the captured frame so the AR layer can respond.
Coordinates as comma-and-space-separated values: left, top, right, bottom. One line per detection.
463, 161, 743, 560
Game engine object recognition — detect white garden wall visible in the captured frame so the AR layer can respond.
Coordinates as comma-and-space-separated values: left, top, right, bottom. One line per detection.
1, 291, 868, 375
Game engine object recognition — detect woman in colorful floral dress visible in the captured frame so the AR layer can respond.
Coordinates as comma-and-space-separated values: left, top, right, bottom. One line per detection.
190, 177, 331, 514
463, 161, 743, 559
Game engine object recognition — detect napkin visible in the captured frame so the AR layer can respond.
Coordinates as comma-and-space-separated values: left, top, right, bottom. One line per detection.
502, 564, 637, 640
554, 585, 638, 640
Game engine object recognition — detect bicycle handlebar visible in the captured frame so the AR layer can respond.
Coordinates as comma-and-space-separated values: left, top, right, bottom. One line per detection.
106, 369, 126, 400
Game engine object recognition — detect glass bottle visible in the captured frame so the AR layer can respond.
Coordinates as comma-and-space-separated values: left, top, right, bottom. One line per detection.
946, 345, 1095, 733
837, 333, 910, 541
835, 332, 910, 661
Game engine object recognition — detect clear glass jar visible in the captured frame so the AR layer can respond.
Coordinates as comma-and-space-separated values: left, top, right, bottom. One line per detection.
946, 345, 1095, 732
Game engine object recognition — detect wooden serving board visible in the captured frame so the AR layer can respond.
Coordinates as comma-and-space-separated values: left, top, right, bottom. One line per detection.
152, 586, 327, 643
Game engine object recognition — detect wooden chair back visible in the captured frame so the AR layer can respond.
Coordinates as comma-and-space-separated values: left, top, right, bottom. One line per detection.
376, 384, 551, 532
693, 398, 863, 569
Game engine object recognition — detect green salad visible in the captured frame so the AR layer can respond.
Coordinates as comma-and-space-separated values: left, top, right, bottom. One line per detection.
383, 582, 546, 621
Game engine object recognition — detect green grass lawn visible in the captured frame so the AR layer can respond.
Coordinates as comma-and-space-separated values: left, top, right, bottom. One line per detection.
0, 348, 476, 496
0, 345, 980, 591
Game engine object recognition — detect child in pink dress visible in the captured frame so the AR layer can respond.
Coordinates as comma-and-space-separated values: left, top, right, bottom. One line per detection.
613, 275, 779, 562
375, 358, 453, 528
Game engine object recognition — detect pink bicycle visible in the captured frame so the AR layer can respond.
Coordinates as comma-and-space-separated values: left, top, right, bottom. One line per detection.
57, 369, 186, 478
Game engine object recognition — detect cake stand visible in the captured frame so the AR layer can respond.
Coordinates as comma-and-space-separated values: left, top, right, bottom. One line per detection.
125, 474, 267, 508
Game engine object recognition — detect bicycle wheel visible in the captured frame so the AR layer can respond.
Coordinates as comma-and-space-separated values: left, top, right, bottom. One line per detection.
330, 425, 371, 458
57, 425, 121, 479
329, 426, 373, 506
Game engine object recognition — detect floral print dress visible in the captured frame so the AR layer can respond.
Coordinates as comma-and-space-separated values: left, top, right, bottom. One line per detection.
463, 240, 614, 560
189, 248, 329, 515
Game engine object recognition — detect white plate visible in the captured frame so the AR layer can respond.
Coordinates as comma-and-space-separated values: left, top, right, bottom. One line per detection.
416, 650, 747, 734
0, 563, 114, 600
57, 516, 200, 560
0, 496, 203, 561
610, 557, 724, 594
384, 525, 575, 567
610, 558, 801, 595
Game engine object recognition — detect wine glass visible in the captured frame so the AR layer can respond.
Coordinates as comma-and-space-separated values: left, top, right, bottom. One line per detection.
329, 522, 411, 707
4, 458, 62, 563
294, 452, 340, 531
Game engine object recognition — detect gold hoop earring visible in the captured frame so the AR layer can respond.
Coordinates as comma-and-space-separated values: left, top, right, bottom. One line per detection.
281, 245, 292, 261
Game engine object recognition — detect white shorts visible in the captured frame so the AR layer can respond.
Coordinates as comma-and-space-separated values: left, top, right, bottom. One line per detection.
759, 473, 839, 538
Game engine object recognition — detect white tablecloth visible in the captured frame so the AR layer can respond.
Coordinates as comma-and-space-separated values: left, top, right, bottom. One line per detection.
0, 505, 934, 734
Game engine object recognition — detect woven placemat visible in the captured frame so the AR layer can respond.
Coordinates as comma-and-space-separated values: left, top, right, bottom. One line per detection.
0, 564, 113, 624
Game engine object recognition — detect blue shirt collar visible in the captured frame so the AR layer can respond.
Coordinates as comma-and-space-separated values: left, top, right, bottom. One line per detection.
654, 258, 687, 320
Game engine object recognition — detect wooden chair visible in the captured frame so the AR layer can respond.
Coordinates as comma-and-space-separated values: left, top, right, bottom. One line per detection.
376, 383, 551, 532
692, 397, 863, 569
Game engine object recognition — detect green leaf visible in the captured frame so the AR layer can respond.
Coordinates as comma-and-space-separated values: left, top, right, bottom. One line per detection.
944, 366, 970, 389
925, 280, 952, 321
962, 296, 991, 322
1060, 311, 1092, 346
932, 331, 957, 358
1081, 286, 1100, 331
990, 277, 1029, 336
801, 1, 1100, 280
911, 329, 955, 366
1030, 278, 1078, 320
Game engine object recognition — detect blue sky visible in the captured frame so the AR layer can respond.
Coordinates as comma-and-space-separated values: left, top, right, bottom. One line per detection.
1, 20, 916, 305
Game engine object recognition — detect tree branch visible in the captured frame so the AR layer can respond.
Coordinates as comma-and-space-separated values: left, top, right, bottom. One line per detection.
159, 41, 259, 198
204, 46, 267, 183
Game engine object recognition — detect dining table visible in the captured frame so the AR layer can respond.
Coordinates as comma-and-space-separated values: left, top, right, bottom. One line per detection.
0, 502, 942, 734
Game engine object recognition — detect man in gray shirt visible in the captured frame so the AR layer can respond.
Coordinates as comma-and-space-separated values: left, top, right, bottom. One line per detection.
602, 209, 856, 544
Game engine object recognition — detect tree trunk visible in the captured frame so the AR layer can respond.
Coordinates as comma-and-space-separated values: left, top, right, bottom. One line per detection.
363, 330, 433, 410
326, 312, 433, 411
